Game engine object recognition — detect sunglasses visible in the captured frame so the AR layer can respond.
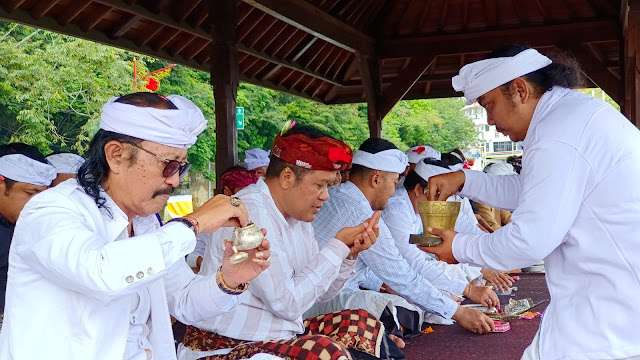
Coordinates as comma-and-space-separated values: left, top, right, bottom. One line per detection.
125, 142, 191, 178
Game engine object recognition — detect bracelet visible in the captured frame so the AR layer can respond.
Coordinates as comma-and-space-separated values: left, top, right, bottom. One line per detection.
216, 267, 248, 295
166, 217, 197, 236
183, 215, 200, 235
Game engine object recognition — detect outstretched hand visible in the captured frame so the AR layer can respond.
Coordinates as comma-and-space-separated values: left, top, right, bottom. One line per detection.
426, 171, 466, 201
418, 226, 458, 264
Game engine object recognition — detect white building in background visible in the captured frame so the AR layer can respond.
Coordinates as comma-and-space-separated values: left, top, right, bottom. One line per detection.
461, 102, 522, 171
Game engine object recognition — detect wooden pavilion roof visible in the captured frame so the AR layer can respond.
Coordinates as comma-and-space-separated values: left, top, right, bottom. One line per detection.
0, 0, 624, 105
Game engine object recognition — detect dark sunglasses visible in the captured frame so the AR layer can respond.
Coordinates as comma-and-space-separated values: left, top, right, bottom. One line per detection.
125, 142, 191, 178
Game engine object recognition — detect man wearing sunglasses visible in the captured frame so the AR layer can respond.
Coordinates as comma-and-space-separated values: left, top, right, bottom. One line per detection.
0, 93, 272, 360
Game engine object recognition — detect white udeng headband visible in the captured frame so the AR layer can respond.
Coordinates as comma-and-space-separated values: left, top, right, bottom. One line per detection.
46, 153, 85, 174
0, 154, 56, 186
351, 149, 409, 174
452, 48, 552, 105
99, 94, 207, 149
415, 161, 451, 182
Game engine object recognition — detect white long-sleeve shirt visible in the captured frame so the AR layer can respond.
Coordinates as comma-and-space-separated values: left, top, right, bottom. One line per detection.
382, 188, 483, 284
0, 180, 237, 360
452, 87, 640, 360
313, 181, 463, 319
193, 178, 356, 342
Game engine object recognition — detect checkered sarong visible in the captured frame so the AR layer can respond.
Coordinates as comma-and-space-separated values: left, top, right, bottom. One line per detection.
183, 309, 385, 359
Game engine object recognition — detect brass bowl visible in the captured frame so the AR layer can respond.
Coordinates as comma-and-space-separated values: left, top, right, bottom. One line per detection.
409, 201, 461, 244
409, 234, 443, 247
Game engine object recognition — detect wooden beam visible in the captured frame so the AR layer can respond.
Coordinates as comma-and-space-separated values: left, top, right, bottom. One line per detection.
59, 0, 91, 25
379, 56, 435, 118
5, 0, 27, 12
92, 0, 209, 38
622, 0, 640, 127
81, 5, 111, 31
242, 0, 374, 54
359, 53, 382, 137
565, 44, 621, 104
379, 20, 620, 58
111, 14, 142, 38
237, 43, 344, 86
211, 0, 239, 192
31, 0, 58, 20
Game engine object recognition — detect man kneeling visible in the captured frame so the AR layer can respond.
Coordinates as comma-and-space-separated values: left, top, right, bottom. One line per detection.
179, 125, 400, 360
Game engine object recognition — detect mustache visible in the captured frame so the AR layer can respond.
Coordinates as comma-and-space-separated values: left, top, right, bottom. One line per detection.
152, 187, 175, 198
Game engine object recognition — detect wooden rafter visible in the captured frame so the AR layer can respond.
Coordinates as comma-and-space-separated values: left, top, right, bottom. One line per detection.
32, 0, 58, 20
237, 43, 344, 86
379, 56, 435, 118
242, 0, 374, 54
112, 14, 142, 38
379, 20, 620, 58
59, 1, 91, 25
566, 43, 621, 103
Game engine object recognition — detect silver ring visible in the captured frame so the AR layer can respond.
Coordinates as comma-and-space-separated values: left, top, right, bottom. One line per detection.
230, 196, 241, 207
266, 256, 271, 262
487, 299, 493, 305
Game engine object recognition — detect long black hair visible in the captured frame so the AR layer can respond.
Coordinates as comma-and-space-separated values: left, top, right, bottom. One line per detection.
77, 92, 178, 215
486, 43, 583, 96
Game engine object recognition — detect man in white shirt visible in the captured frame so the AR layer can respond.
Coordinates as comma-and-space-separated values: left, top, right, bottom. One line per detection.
424, 44, 640, 360
313, 138, 498, 335
180, 125, 391, 360
0, 143, 56, 326
0, 92, 271, 360
382, 159, 513, 291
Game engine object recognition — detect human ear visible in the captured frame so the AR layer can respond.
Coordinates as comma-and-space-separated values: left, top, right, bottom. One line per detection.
104, 141, 127, 175
513, 77, 531, 104
280, 167, 295, 190
370, 170, 380, 188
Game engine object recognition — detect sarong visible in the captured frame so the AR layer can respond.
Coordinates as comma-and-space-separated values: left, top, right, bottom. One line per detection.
183, 309, 385, 360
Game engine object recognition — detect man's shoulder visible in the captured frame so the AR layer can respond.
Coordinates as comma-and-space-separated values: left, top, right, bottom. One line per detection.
25, 180, 94, 212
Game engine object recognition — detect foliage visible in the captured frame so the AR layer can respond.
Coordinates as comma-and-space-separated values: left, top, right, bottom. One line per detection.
0, 21, 480, 178
383, 97, 478, 152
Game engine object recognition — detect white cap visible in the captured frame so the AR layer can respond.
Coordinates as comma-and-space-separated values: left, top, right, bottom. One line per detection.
0, 154, 56, 186
45, 153, 85, 174
452, 48, 552, 105
352, 149, 409, 174
244, 148, 270, 170
99, 94, 207, 149
484, 162, 516, 176
405, 145, 441, 163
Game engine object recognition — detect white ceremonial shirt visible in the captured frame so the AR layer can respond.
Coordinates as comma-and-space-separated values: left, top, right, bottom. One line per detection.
0, 180, 238, 360
313, 181, 464, 319
187, 178, 355, 347
452, 87, 640, 360
382, 187, 483, 284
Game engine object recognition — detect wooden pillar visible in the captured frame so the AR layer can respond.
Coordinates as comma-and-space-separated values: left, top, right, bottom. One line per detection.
211, 0, 239, 192
359, 54, 382, 138
622, 0, 640, 127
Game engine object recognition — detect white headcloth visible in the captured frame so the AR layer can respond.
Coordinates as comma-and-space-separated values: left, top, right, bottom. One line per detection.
0, 154, 56, 186
415, 161, 451, 182
99, 95, 207, 149
452, 48, 552, 105
46, 153, 85, 174
352, 149, 408, 174
484, 162, 515, 176
244, 148, 270, 170
405, 145, 441, 163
